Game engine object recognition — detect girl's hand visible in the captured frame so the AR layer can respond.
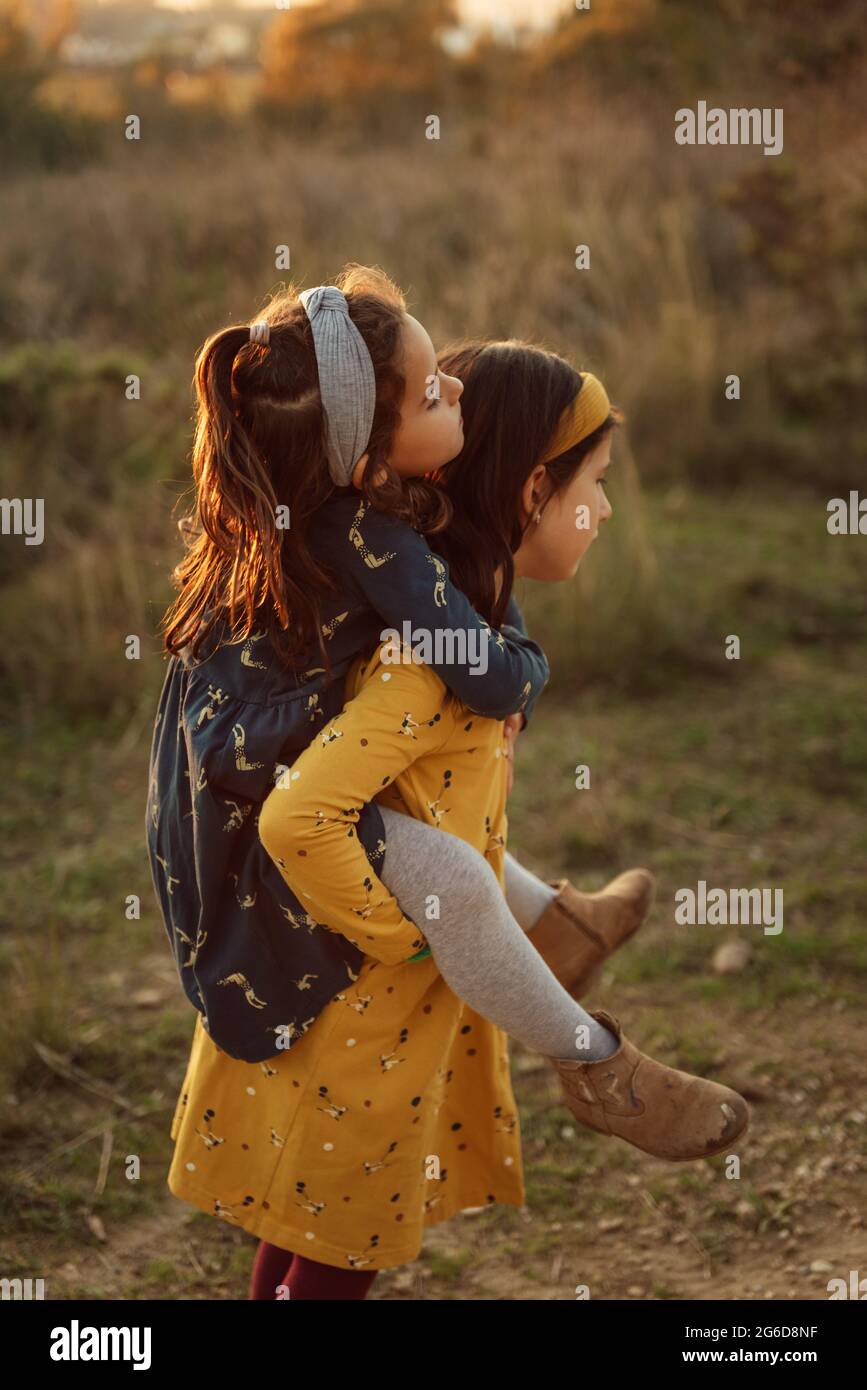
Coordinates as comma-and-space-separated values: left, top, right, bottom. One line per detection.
503, 713, 524, 797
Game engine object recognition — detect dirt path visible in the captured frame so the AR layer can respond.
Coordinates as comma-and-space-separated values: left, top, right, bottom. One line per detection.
28, 986, 866, 1303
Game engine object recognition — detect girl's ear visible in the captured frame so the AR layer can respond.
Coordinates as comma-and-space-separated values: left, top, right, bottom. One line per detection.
350, 452, 370, 490
352, 452, 390, 490
521, 463, 548, 522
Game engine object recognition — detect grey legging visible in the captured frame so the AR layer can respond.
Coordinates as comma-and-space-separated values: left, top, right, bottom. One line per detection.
378, 806, 617, 1061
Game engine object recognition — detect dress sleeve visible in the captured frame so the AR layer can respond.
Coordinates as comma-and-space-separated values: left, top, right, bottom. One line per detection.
501, 593, 542, 730
503, 593, 527, 633
258, 651, 452, 966
338, 498, 549, 721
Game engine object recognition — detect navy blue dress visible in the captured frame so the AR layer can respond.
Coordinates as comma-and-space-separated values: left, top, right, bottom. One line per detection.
146, 493, 548, 1062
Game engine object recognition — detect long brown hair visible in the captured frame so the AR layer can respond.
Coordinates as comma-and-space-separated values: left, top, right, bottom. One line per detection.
160, 263, 451, 671
435, 340, 624, 626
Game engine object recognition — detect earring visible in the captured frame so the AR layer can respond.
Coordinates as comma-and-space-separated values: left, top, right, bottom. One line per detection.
533, 510, 542, 524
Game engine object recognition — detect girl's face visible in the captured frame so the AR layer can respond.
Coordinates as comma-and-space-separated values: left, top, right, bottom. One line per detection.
352, 314, 464, 488
513, 434, 614, 581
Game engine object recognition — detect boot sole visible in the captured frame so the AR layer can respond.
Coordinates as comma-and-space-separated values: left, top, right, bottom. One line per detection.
661, 1108, 751, 1162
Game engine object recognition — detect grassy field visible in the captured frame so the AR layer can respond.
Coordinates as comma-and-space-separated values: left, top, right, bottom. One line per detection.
2, 486, 865, 1300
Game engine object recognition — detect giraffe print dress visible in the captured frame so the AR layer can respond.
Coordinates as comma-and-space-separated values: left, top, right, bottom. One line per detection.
146, 493, 546, 1065
166, 644, 524, 1270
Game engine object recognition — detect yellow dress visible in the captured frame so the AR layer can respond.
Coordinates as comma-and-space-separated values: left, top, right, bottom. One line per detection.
166, 643, 525, 1270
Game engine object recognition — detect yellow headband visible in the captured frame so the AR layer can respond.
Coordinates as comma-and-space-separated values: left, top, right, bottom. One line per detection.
539, 372, 611, 464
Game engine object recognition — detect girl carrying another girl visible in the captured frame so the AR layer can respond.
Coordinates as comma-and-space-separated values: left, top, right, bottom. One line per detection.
153, 265, 749, 1299
148, 265, 641, 1071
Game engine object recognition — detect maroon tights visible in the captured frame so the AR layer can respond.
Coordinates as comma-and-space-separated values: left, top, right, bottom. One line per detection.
249, 1238, 378, 1300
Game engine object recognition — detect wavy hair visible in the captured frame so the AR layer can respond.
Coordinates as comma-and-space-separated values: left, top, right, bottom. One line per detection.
160, 264, 451, 672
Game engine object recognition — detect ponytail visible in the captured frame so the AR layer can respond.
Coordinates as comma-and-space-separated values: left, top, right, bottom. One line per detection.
161, 302, 336, 670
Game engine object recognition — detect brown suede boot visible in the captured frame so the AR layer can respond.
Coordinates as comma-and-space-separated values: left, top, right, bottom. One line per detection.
528, 870, 656, 999
549, 1009, 750, 1161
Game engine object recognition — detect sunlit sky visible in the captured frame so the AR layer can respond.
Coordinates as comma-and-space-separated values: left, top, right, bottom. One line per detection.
142, 0, 572, 28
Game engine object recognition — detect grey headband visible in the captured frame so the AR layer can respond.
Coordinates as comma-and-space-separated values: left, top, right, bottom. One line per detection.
299, 285, 376, 487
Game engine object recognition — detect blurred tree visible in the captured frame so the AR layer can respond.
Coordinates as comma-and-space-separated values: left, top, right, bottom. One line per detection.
0, 0, 95, 167
536, 0, 864, 91
260, 0, 459, 119
1, 0, 77, 62
23, 0, 77, 54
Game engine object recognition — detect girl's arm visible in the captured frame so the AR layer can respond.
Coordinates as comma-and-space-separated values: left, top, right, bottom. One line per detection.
501, 593, 540, 730
331, 497, 549, 721
503, 594, 527, 631
258, 651, 452, 967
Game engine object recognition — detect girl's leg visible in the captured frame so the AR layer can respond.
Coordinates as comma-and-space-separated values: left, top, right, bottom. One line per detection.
502, 850, 558, 930
281, 1253, 378, 1301
249, 1239, 295, 1300
378, 807, 617, 1061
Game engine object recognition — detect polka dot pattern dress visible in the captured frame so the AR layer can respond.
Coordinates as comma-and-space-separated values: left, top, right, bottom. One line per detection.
167, 646, 525, 1270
